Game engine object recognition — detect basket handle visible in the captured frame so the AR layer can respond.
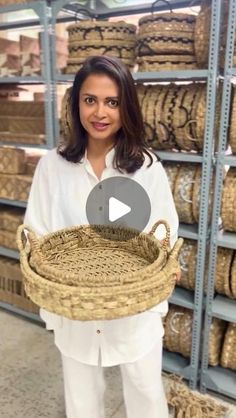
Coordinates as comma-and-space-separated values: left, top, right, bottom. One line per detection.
183, 119, 199, 143
74, 7, 96, 22
16, 224, 39, 254
148, 219, 170, 250
151, 0, 173, 13
179, 180, 195, 203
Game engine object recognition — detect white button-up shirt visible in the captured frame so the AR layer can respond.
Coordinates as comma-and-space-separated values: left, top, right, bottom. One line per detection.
24, 147, 178, 366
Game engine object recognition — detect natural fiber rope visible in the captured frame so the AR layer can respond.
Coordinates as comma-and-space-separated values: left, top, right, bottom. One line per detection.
164, 373, 228, 418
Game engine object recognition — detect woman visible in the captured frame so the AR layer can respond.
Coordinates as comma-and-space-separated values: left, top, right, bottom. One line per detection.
24, 55, 179, 418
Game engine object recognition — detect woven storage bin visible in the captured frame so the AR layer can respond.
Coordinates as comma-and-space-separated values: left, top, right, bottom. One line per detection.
0, 147, 26, 174
0, 115, 11, 132
9, 116, 45, 135
208, 318, 227, 366
215, 247, 235, 298
178, 239, 197, 290
0, 255, 38, 313
231, 253, 236, 299
0, 173, 32, 202
173, 164, 197, 224
229, 85, 236, 154
67, 20, 136, 42
0, 132, 45, 145
0, 229, 17, 250
2, 207, 25, 232
17, 220, 183, 320
221, 168, 236, 232
221, 323, 236, 370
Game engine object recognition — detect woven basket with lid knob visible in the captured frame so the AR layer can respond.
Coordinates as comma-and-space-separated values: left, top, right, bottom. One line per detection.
17, 220, 183, 321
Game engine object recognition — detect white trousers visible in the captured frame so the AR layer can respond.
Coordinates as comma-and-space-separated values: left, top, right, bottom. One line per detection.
61, 341, 169, 418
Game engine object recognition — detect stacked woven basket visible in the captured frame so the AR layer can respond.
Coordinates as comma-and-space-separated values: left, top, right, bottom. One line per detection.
0, 255, 38, 314
221, 168, 236, 232
163, 162, 214, 224
0, 147, 40, 202
136, 11, 197, 71
0, 207, 24, 251
229, 86, 236, 154
65, 20, 136, 74
136, 83, 221, 151
215, 247, 236, 299
163, 305, 228, 366
0, 100, 45, 144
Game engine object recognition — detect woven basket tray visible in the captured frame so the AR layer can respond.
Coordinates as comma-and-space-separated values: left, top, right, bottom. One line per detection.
221, 322, 236, 370
231, 253, 236, 299
215, 247, 235, 298
194, 3, 211, 67
174, 164, 197, 224
178, 239, 197, 290
164, 305, 186, 353
229, 85, 236, 154
221, 168, 236, 232
17, 220, 183, 320
208, 318, 227, 366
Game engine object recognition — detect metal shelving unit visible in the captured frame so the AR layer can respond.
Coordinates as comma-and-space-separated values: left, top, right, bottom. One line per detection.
200, 0, 236, 399
0, 1, 52, 323
49, 0, 223, 390
0, 0, 54, 149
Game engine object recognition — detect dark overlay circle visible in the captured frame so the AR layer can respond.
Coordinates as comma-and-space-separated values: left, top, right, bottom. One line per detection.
86, 176, 151, 237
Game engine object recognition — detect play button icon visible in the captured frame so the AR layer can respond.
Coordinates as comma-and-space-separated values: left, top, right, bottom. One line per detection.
86, 176, 151, 233
109, 197, 131, 222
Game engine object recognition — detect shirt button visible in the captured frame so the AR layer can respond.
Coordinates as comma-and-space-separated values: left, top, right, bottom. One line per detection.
96, 329, 101, 334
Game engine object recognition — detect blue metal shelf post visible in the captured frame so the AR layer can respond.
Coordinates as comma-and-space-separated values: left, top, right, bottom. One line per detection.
200, 0, 236, 399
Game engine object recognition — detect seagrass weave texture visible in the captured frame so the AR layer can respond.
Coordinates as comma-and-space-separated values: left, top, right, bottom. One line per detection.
17, 220, 183, 320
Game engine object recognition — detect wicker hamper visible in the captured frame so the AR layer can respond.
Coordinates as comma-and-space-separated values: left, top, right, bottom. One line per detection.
17, 220, 183, 320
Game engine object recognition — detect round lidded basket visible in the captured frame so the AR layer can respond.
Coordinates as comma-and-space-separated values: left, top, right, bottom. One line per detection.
17, 220, 183, 321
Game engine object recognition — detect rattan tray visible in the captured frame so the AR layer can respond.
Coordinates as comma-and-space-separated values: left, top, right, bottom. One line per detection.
17, 220, 183, 321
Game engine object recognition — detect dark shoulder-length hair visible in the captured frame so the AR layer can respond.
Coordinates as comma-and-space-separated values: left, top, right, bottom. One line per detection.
58, 55, 157, 173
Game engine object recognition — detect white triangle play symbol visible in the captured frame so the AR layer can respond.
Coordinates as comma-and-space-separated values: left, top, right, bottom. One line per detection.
109, 197, 131, 222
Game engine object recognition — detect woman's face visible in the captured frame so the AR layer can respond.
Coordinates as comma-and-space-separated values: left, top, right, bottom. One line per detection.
79, 73, 122, 146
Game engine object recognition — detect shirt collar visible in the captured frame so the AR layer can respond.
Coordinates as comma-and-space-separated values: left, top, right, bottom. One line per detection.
83, 146, 115, 169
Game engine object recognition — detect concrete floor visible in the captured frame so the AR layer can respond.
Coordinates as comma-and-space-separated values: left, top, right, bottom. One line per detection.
0, 309, 236, 418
